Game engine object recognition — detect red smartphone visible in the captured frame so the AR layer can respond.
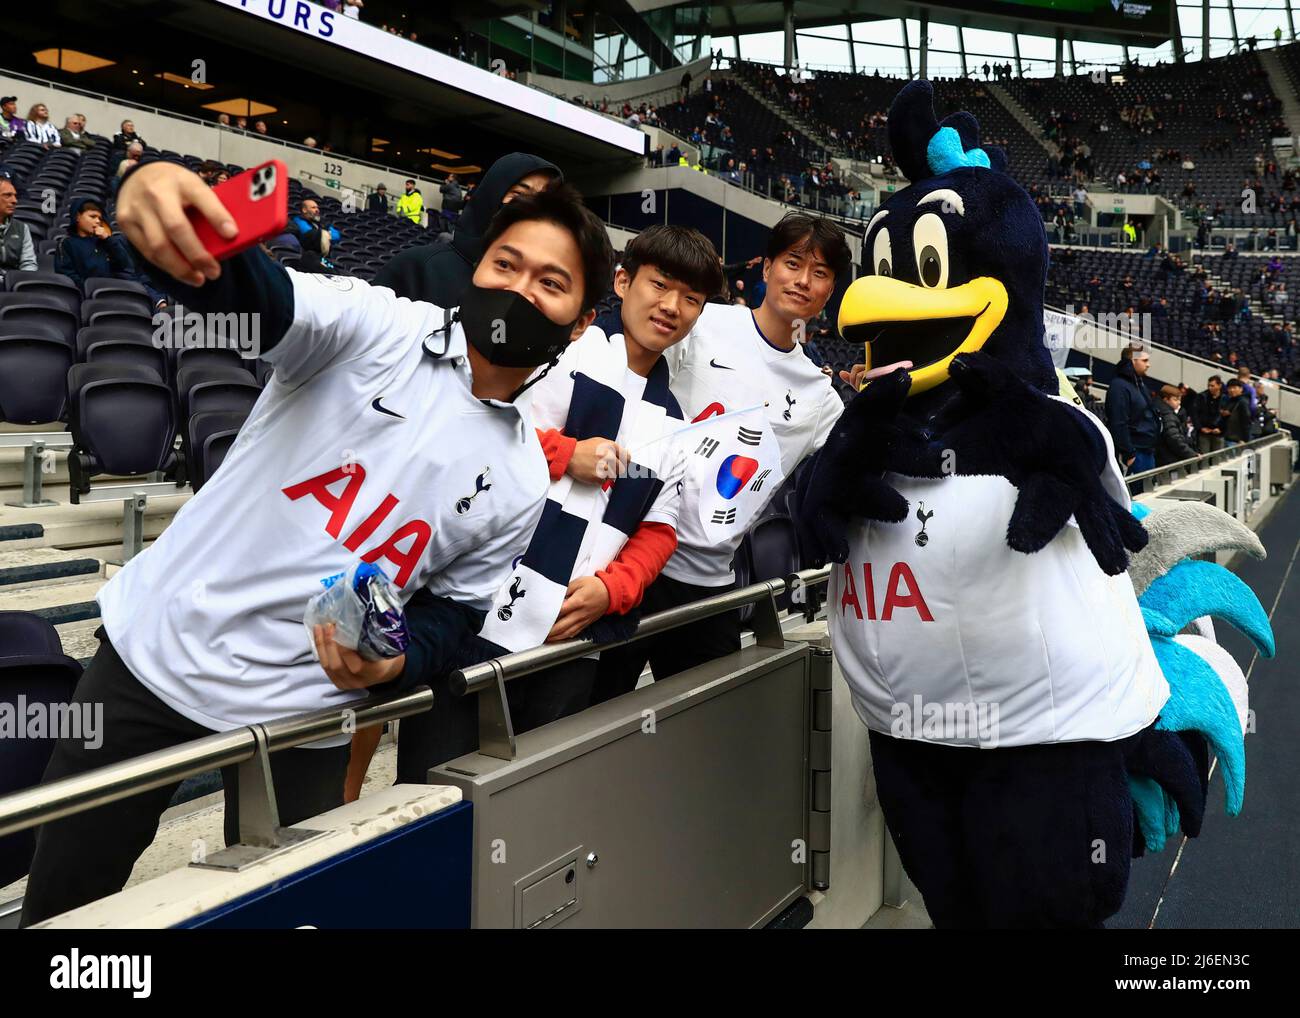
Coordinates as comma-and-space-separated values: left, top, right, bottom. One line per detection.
188, 159, 289, 260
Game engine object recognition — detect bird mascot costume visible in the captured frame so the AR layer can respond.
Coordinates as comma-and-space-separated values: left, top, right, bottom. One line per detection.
801, 81, 1275, 928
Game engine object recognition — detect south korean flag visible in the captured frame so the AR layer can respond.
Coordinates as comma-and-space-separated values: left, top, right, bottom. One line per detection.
688, 405, 784, 545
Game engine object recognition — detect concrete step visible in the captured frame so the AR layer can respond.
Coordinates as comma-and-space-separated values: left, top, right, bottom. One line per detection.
54, 617, 104, 663
0, 546, 102, 588
0, 576, 106, 625
0, 491, 187, 552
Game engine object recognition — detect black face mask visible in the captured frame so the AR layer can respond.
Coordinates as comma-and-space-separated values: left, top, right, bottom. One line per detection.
457, 284, 576, 369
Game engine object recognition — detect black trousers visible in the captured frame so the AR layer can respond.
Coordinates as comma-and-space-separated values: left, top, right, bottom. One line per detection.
394, 658, 597, 784
868, 728, 1136, 929
590, 573, 741, 706
20, 635, 349, 927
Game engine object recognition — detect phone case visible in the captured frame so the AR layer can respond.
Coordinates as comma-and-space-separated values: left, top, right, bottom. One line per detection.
188, 159, 290, 260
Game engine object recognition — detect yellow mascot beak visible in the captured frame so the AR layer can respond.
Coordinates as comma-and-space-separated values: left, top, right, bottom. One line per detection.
837, 275, 1008, 395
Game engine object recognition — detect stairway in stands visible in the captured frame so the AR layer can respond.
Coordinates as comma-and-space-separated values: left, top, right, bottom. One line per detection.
1259, 48, 1300, 139
986, 80, 1060, 159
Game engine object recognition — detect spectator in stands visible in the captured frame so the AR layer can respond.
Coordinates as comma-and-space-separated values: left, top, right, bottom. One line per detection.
53, 198, 168, 309
289, 198, 340, 274
197, 160, 223, 187
1154, 385, 1198, 466
1220, 379, 1252, 445
367, 183, 389, 212
594, 213, 852, 699
1105, 345, 1159, 473
378, 154, 560, 305
216, 112, 231, 127
396, 178, 424, 226
0, 96, 24, 141
344, 0, 364, 18
23, 103, 60, 148
254, 120, 269, 135
1193, 375, 1226, 453
235, 116, 249, 131
303, 136, 318, 149
0, 176, 37, 272
440, 174, 465, 216
116, 141, 144, 180
58, 114, 95, 150
112, 118, 145, 151
18, 164, 611, 929
1235, 364, 1258, 412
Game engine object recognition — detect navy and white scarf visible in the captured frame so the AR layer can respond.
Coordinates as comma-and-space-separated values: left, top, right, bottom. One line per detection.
479, 327, 684, 652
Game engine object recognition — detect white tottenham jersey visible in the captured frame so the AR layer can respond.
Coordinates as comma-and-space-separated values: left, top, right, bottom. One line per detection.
98, 271, 549, 743
662, 302, 844, 586
478, 325, 687, 651
829, 396, 1169, 748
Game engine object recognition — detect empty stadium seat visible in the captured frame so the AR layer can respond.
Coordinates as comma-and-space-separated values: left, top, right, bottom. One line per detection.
0, 611, 83, 887
75, 321, 157, 361
84, 335, 169, 379
0, 298, 79, 346
749, 514, 800, 613
66, 363, 177, 498
175, 364, 262, 420
7, 272, 81, 317
187, 410, 248, 492
0, 324, 73, 424
81, 292, 153, 322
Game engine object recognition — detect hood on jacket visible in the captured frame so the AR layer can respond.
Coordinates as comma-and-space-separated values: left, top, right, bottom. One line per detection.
450, 152, 562, 263
68, 196, 105, 229
1115, 357, 1147, 388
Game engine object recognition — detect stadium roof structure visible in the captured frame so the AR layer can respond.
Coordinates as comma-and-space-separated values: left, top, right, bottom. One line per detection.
708, 0, 1174, 48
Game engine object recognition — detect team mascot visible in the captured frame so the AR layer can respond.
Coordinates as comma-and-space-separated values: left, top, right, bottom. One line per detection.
801, 80, 1275, 928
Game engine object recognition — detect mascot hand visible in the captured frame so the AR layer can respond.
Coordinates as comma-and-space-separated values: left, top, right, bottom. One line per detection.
940, 352, 1147, 575
799, 367, 914, 564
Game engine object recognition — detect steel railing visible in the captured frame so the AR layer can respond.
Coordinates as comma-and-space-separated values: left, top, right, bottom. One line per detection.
1125, 430, 1290, 493
0, 687, 432, 856
0, 572, 834, 848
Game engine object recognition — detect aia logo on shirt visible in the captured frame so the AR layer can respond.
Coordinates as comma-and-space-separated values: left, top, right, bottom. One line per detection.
283, 463, 432, 587
838, 561, 933, 622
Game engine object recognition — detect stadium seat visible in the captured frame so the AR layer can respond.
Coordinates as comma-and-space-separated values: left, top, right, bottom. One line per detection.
66, 363, 177, 496
75, 321, 157, 361
84, 335, 169, 379
0, 611, 83, 887
749, 514, 800, 612
80, 291, 154, 322
732, 535, 755, 626
175, 364, 262, 420
83, 278, 150, 302
0, 299, 79, 346
0, 327, 73, 424
7, 272, 81, 317
186, 409, 248, 492
172, 346, 251, 378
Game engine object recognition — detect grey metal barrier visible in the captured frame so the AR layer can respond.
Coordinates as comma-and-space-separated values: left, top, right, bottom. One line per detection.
0, 687, 432, 870
1125, 431, 1290, 495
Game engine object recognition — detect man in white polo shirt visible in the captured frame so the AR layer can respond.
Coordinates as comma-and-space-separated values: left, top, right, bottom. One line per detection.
593, 213, 853, 699
20, 168, 611, 926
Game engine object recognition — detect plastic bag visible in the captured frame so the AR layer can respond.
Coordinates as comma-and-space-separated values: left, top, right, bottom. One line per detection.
304, 561, 410, 661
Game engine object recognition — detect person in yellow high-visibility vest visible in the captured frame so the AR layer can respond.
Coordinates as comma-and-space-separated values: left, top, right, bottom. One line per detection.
396, 178, 424, 226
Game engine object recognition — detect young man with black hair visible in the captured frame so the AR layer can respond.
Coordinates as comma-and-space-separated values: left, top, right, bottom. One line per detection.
20, 166, 612, 926
593, 212, 853, 700
377, 224, 725, 785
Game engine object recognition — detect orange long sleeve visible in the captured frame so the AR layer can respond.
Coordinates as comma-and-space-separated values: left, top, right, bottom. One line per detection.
596, 521, 678, 615
536, 427, 577, 482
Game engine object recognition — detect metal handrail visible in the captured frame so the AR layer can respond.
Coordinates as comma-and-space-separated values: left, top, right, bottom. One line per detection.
1127, 430, 1289, 492
0, 686, 432, 840
453, 576, 793, 696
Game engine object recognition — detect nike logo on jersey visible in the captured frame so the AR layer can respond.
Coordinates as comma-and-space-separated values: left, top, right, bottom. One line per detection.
709, 358, 733, 370
371, 397, 405, 420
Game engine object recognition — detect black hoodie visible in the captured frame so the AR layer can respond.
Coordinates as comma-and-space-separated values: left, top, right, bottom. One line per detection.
373, 152, 561, 306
